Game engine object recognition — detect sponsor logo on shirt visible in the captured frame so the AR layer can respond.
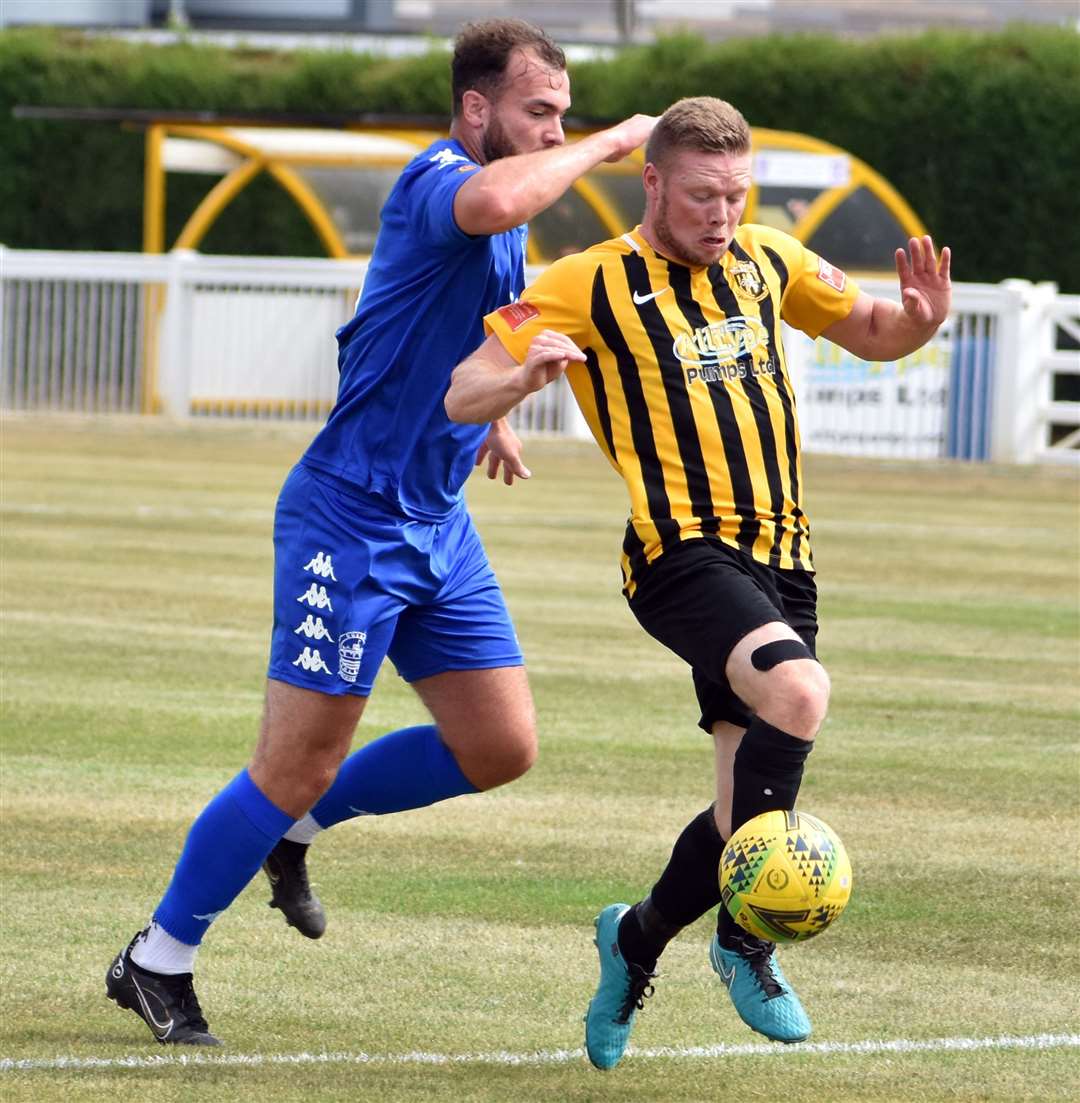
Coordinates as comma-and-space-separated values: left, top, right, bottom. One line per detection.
497, 301, 541, 331
817, 258, 847, 292
673, 316, 776, 385
673, 316, 769, 367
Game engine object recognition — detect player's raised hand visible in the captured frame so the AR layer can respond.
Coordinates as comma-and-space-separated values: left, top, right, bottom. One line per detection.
603, 114, 658, 162
519, 329, 586, 393
896, 235, 951, 326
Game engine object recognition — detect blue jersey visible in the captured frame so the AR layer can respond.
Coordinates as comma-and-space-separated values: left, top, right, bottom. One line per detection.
301, 138, 527, 521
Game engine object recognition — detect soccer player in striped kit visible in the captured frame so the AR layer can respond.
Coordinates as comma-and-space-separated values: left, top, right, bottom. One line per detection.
446, 95, 950, 1068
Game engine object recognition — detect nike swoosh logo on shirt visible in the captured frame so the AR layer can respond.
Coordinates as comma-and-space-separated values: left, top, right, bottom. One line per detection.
632, 288, 670, 305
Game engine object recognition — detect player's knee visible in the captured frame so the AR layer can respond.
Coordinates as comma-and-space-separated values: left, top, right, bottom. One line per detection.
464, 717, 537, 790
495, 719, 539, 785
764, 661, 830, 739
499, 733, 538, 786
293, 757, 342, 810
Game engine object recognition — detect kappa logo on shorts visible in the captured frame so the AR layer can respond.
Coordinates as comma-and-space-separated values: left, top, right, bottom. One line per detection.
297, 583, 333, 611
293, 647, 332, 675
294, 614, 334, 642
338, 630, 367, 684
303, 551, 337, 581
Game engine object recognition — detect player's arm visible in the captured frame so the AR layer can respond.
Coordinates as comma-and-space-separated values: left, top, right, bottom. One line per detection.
445, 330, 586, 424
821, 236, 952, 361
454, 115, 656, 235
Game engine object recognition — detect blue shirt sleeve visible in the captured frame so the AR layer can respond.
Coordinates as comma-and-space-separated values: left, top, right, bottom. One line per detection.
399, 148, 483, 250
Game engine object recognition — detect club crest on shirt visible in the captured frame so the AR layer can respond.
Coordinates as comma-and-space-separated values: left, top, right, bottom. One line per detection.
730, 260, 768, 302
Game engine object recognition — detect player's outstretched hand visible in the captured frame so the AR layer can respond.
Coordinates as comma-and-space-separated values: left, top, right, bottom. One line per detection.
603, 114, 658, 162
477, 419, 530, 485
519, 329, 586, 393
896, 235, 951, 326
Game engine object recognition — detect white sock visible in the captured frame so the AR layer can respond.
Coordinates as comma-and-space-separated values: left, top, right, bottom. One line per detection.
129, 921, 199, 975
283, 812, 325, 845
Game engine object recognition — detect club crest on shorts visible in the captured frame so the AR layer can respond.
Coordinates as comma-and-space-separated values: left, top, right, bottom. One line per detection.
730, 260, 768, 302
338, 631, 367, 683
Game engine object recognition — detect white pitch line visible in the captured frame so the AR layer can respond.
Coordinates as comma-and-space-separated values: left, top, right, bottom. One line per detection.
2, 1033, 1077, 1073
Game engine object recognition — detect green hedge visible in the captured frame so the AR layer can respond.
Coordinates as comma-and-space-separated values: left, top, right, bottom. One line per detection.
2, 26, 1077, 289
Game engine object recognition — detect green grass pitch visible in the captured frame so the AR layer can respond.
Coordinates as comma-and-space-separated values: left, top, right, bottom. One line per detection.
1, 416, 1078, 1102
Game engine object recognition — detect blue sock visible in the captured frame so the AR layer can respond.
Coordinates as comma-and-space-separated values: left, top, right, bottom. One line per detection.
310, 724, 478, 828
153, 769, 294, 946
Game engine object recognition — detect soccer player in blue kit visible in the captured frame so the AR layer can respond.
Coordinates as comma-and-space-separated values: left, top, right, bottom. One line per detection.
105, 18, 655, 1045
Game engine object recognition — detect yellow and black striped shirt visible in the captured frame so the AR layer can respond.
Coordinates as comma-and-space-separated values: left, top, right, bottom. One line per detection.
485, 224, 859, 596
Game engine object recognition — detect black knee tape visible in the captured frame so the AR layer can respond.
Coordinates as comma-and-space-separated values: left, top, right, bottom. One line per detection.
750, 638, 814, 672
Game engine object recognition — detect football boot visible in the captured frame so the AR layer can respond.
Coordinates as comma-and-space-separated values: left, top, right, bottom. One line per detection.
263, 838, 327, 939
584, 903, 657, 1069
709, 924, 810, 1043
106, 932, 221, 1046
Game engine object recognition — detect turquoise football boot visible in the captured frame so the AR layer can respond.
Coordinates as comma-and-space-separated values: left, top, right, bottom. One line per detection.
584, 904, 657, 1070
709, 928, 811, 1043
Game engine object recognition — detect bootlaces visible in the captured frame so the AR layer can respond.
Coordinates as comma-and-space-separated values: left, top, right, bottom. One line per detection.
734, 935, 784, 1000
616, 965, 657, 1024
160, 973, 211, 1033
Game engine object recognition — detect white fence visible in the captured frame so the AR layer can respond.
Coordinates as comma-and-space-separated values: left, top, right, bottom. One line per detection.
2, 246, 1077, 464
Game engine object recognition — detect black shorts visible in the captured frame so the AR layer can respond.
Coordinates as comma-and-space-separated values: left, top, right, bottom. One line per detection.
627, 537, 818, 732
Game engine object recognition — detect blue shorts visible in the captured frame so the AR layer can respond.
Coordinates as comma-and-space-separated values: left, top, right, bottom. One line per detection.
267, 464, 523, 695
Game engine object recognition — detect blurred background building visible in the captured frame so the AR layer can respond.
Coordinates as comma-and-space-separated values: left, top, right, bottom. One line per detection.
2, 0, 1077, 41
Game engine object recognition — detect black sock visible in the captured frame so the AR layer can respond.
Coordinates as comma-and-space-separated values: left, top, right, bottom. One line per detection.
617, 807, 727, 971
730, 719, 813, 833
715, 902, 750, 946
616, 895, 680, 974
